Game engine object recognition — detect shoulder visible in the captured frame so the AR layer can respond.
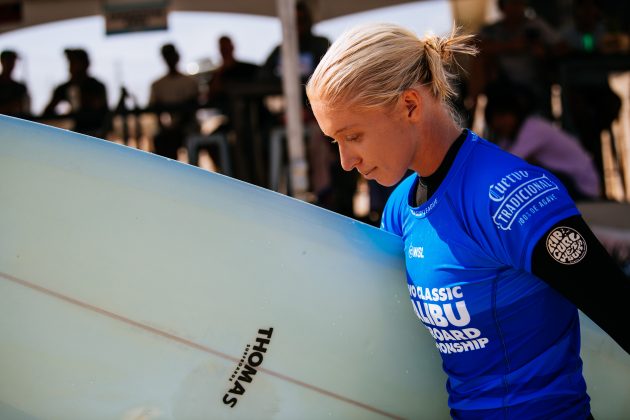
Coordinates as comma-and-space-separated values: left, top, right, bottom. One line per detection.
516, 115, 551, 139
463, 134, 577, 230
9, 80, 27, 91
519, 116, 573, 143
228, 62, 260, 80
150, 76, 165, 92
172, 73, 197, 84
265, 46, 281, 62
462, 133, 525, 181
180, 74, 198, 88
458, 133, 538, 207
307, 35, 331, 54
312, 35, 330, 46
55, 81, 71, 91
7, 80, 27, 93
236, 61, 259, 71
86, 76, 106, 88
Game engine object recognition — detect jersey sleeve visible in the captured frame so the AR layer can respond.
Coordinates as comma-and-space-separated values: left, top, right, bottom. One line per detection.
531, 215, 630, 354
482, 166, 580, 271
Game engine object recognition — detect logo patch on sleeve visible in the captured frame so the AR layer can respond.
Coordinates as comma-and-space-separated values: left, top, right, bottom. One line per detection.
489, 170, 559, 230
546, 227, 587, 264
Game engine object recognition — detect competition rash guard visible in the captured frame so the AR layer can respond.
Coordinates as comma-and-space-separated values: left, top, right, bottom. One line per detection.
381, 130, 597, 418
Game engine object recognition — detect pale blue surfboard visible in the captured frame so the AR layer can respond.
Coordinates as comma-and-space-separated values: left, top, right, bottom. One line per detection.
0, 115, 628, 419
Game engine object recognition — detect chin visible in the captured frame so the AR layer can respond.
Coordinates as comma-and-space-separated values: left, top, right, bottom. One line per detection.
374, 173, 402, 187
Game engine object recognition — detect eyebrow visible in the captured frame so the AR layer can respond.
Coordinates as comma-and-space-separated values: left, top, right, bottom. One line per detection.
333, 124, 356, 136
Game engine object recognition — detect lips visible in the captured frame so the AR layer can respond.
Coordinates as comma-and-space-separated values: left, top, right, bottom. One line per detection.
361, 167, 376, 178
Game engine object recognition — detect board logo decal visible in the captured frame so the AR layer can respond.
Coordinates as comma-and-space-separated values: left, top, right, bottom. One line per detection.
546, 227, 587, 265
222, 328, 274, 408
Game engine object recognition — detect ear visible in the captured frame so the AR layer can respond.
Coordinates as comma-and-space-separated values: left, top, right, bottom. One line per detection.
401, 89, 422, 122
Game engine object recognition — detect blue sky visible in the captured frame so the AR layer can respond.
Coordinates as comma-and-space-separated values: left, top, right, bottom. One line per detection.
0, 1, 454, 113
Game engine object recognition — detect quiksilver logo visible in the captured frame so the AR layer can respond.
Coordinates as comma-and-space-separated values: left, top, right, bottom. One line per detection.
490, 172, 558, 230
222, 328, 273, 408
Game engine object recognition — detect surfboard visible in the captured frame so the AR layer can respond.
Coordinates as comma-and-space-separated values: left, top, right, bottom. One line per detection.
0, 115, 628, 419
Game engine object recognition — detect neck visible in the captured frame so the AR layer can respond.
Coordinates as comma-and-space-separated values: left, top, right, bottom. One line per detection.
412, 104, 462, 177
71, 74, 87, 82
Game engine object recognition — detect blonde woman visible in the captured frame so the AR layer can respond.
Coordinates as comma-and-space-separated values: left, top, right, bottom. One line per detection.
306, 23, 628, 419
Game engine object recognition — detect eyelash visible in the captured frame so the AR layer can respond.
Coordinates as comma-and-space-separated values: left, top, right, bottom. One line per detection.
326, 134, 361, 144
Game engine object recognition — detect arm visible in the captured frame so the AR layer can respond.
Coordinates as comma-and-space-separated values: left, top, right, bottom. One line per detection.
43, 85, 65, 116
531, 215, 630, 354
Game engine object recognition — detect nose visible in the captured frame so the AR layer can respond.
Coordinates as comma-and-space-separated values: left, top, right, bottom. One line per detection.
338, 143, 360, 172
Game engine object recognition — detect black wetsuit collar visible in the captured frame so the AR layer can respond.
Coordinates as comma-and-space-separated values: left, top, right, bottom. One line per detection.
415, 129, 468, 206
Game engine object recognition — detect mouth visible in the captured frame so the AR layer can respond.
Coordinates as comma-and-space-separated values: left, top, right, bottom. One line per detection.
361, 167, 376, 178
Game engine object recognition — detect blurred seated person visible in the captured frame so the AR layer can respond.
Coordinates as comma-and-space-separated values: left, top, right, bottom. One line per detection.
199, 36, 261, 173
207, 35, 259, 114
0, 50, 30, 117
44, 48, 109, 137
149, 43, 199, 160
485, 82, 601, 201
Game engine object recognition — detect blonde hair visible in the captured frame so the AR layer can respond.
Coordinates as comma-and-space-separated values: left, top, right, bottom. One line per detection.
306, 23, 477, 113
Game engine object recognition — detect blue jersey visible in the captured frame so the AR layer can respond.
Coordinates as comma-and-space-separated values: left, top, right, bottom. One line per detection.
382, 131, 590, 418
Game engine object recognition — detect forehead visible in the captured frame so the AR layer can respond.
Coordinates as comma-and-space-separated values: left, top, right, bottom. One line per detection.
311, 100, 389, 136
311, 100, 353, 132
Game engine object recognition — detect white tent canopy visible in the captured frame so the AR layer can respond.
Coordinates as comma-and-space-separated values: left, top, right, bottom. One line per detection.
0, 0, 434, 34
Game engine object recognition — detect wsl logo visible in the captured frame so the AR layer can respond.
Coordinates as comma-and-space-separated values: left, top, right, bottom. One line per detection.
222, 328, 274, 408
408, 244, 425, 259
489, 170, 559, 230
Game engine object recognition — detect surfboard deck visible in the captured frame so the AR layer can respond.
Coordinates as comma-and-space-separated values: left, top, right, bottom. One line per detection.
0, 115, 448, 419
0, 115, 628, 419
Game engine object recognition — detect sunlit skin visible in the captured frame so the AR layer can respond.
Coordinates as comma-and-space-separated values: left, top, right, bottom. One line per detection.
310, 86, 462, 187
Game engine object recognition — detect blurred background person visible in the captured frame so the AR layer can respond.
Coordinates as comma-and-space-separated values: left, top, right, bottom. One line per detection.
260, 1, 356, 217
557, 0, 622, 185
485, 82, 601, 201
0, 49, 30, 117
149, 43, 199, 160
201, 35, 261, 172
467, 0, 565, 118
43, 48, 109, 137
44, 49, 111, 138
207, 35, 259, 114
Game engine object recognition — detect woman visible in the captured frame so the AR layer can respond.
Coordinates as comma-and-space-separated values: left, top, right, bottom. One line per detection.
306, 23, 628, 419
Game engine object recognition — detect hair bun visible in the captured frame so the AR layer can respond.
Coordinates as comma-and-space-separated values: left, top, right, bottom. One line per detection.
422, 34, 455, 63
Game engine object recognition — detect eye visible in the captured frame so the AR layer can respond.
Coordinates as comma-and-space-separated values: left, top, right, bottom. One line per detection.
345, 133, 361, 142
